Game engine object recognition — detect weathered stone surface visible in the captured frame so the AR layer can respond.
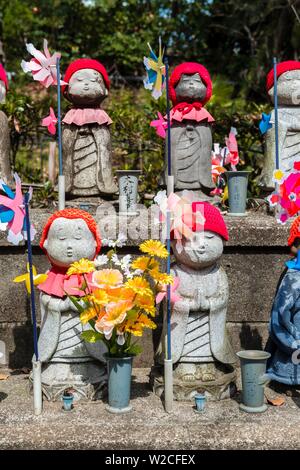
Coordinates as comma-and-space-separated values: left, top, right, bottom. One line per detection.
0, 110, 13, 185
0, 369, 300, 450
224, 252, 289, 322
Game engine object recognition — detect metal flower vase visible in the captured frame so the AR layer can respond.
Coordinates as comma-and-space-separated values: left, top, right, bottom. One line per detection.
237, 350, 271, 413
106, 356, 133, 414
117, 170, 141, 215
226, 171, 250, 216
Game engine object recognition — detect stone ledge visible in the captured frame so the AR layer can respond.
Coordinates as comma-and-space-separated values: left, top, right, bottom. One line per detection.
0, 208, 291, 247
0, 369, 299, 450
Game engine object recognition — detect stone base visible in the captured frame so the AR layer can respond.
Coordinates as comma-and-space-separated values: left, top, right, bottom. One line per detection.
150, 363, 236, 401
29, 361, 107, 401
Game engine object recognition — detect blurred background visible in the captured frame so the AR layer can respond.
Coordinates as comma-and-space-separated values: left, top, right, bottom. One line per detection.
0, 0, 299, 204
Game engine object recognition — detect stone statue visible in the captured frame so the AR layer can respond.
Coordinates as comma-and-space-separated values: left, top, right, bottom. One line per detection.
36, 208, 107, 400
152, 202, 236, 400
0, 63, 12, 185
163, 62, 215, 197
266, 215, 300, 385
259, 61, 300, 190
62, 59, 117, 197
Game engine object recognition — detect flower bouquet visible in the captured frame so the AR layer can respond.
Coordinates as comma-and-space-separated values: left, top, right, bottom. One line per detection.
66, 239, 174, 412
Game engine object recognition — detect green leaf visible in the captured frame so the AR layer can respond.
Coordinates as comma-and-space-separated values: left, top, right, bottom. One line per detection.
125, 343, 142, 356
81, 330, 103, 343
68, 295, 86, 313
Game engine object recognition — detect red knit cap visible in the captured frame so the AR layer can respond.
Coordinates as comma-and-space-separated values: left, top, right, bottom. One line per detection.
191, 201, 229, 240
266, 60, 300, 91
169, 62, 212, 105
288, 215, 300, 246
62, 58, 110, 93
40, 208, 101, 254
0, 64, 8, 91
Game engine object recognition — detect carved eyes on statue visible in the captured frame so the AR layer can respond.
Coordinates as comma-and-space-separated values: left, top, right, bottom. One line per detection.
58, 235, 67, 240
205, 233, 214, 239
74, 234, 82, 240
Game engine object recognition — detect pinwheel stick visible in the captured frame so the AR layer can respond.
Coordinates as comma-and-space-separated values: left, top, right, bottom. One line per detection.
164, 56, 173, 413
273, 57, 280, 171
56, 57, 65, 210
24, 192, 42, 415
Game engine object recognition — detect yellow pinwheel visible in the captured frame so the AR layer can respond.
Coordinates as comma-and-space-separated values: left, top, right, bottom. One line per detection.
13, 264, 48, 294
143, 37, 165, 100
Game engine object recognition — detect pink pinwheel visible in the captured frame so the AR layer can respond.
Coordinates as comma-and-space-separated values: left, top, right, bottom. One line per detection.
156, 276, 182, 305
41, 107, 57, 135
0, 173, 35, 245
21, 39, 67, 88
150, 112, 168, 138
154, 190, 205, 253
268, 161, 300, 224
225, 127, 239, 169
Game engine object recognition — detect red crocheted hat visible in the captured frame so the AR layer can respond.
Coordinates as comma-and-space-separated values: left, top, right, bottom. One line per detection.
40, 208, 101, 254
266, 60, 300, 91
169, 62, 212, 105
288, 215, 300, 246
191, 201, 229, 240
62, 58, 110, 93
0, 63, 8, 91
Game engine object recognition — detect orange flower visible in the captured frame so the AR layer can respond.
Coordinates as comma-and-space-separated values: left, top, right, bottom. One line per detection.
135, 293, 156, 316
95, 299, 133, 339
125, 277, 153, 297
80, 306, 98, 325
92, 269, 123, 289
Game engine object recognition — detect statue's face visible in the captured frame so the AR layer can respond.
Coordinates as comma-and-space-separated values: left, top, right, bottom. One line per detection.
175, 73, 207, 103
0, 80, 6, 104
269, 70, 300, 105
172, 230, 223, 269
44, 217, 97, 268
67, 68, 108, 106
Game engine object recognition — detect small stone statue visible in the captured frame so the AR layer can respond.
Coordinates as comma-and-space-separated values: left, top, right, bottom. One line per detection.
0, 63, 12, 185
259, 61, 300, 190
152, 202, 236, 400
266, 215, 300, 385
62, 59, 117, 197
164, 62, 215, 196
36, 208, 106, 400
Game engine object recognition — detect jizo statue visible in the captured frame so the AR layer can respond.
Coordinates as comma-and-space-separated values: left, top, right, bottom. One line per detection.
62, 59, 117, 197
163, 62, 215, 197
152, 202, 236, 400
36, 208, 107, 400
259, 61, 300, 190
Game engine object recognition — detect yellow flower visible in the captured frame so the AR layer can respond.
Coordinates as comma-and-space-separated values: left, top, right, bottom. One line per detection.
123, 319, 144, 336
150, 269, 174, 285
67, 258, 95, 276
125, 277, 153, 297
131, 256, 159, 272
138, 313, 157, 330
139, 240, 168, 258
135, 293, 156, 316
91, 289, 109, 306
80, 306, 99, 325
92, 269, 123, 289
13, 264, 48, 294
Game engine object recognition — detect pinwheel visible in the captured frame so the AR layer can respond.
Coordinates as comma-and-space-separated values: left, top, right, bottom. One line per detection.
0, 173, 36, 245
21, 39, 67, 88
143, 38, 166, 100
268, 162, 300, 224
14, 264, 48, 294
41, 107, 57, 135
150, 111, 168, 138
154, 190, 206, 254
259, 112, 272, 135
225, 127, 239, 169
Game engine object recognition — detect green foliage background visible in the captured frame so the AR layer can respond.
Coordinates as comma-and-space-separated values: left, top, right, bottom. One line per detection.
0, 0, 299, 201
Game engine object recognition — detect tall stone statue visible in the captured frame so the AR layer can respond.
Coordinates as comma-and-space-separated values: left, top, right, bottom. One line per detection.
164, 62, 215, 196
36, 208, 107, 400
152, 202, 236, 400
0, 63, 12, 185
259, 61, 300, 190
62, 59, 117, 197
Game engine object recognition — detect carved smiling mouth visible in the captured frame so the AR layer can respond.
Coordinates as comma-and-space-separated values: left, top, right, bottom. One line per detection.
67, 249, 73, 257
